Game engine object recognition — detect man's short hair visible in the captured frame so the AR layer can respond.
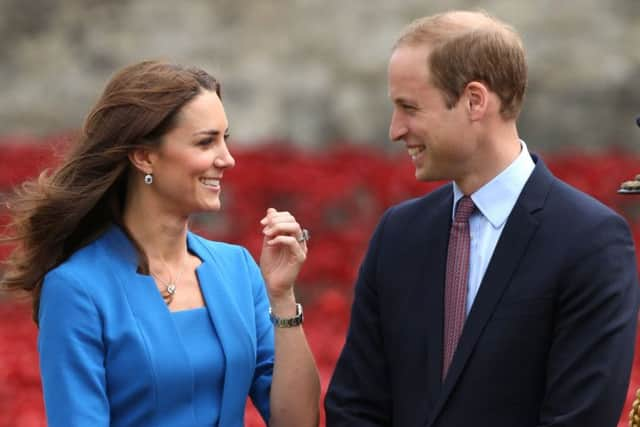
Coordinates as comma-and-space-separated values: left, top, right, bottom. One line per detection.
395, 10, 527, 120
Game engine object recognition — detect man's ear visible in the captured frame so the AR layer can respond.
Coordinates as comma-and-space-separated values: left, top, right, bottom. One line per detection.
464, 81, 489, 121
128, 147, 154, 175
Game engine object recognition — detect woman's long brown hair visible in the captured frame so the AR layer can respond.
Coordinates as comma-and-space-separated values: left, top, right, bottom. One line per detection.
0, 60, 220, 323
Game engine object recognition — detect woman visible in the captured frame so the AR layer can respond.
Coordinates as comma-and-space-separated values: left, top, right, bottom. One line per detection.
1, 61, 320, 426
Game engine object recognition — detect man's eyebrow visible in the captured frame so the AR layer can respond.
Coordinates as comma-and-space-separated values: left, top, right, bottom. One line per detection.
393, 97, 415, 105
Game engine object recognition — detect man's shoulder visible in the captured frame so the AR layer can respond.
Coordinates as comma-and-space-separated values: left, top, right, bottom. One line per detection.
529, 154, 620, 222
547, 177, 621, 221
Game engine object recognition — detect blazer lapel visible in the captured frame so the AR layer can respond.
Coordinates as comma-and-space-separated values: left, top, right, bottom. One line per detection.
426, 158, 553, 426
189, 235, 256, 427
106, 227, 256, 426
103, 225, 198, 424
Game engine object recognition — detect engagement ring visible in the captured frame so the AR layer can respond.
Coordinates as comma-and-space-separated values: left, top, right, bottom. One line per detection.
297, 228, 310, 243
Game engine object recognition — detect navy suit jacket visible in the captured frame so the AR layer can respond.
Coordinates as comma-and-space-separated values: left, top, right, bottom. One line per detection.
38, 225, 274, 427
326, 156, 639, 426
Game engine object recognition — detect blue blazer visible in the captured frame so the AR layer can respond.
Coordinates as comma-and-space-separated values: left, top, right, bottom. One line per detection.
38, 225, 274, 427
326, 156, 640, 426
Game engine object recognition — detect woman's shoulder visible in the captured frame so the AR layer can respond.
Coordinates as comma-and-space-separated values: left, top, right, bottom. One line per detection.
50, 235, 109, 275
188, 232, 255, 264
40, 241, 109, 307
43, 230, 123, 294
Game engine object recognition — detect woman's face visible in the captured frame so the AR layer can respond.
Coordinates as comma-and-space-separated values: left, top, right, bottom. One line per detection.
147, 89, 235, 215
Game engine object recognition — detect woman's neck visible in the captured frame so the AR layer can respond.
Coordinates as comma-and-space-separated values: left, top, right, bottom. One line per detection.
122, 195, 190, 265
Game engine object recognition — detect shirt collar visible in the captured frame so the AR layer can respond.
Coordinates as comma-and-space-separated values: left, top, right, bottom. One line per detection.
452, 140, 535, 228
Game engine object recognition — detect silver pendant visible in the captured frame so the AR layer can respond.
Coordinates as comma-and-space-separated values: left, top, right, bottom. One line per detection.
167, 284, 177, 296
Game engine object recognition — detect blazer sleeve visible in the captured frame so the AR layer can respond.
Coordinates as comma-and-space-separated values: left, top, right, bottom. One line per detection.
538, 213, 639, 426
38, 268, 109, 427
325, 209, 393, 426
243, 248, 275, 423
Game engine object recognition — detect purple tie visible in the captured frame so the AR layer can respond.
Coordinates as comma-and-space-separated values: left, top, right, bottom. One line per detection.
443, 196, 475, 380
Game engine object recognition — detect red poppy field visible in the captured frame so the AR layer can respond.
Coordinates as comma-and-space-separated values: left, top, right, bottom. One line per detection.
1, 136, 640, 426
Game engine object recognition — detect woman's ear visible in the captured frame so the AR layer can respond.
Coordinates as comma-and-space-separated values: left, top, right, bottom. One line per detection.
464, 81, 489, 121
128, 147, 154, 175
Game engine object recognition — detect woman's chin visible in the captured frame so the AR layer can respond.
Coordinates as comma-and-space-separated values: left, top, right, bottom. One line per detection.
202, 201, 222, 212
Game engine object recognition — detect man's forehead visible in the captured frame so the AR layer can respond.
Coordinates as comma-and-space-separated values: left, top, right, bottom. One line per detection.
388, 48, 432, 85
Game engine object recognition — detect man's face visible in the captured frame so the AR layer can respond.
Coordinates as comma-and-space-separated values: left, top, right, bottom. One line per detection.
388, 45, 475, 182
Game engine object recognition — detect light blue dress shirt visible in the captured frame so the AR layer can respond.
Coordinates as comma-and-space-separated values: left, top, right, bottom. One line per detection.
452, 141, 535, 315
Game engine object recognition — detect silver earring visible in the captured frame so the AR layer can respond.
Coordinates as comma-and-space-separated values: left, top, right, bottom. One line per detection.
144, 173, 153, 185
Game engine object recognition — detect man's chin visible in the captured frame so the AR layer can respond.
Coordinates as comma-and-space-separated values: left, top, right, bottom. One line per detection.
415, 168, 432, 182
415, 169, 446, 183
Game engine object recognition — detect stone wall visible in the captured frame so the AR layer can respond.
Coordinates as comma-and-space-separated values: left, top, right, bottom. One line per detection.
1, 0, 639, 151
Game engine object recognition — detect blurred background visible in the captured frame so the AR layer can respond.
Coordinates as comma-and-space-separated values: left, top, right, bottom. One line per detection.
1, 1, 640, 426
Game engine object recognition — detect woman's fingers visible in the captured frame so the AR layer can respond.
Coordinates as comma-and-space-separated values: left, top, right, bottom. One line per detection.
260, 209, 292, 225
263, 221, 302, 237
261, 208, 307, 245
264, 235, 307, 258
262, 214, 297, 226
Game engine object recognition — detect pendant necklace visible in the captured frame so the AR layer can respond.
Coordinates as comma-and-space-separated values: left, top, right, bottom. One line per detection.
151, 257, 187, 305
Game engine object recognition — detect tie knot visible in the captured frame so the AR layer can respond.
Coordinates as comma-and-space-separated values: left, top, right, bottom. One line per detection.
454, 196, 475, 223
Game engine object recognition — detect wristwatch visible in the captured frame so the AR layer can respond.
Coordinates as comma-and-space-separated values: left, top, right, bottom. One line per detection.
269, 303, 304, 328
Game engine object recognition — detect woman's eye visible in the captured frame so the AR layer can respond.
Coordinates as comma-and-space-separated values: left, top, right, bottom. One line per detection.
198, 138, 214, 146
224, 133, 230, 141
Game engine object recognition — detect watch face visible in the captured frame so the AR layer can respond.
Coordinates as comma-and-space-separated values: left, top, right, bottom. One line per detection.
269, 304, 304, 327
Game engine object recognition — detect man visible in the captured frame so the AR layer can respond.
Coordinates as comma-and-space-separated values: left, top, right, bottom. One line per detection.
325, 10, 639, 427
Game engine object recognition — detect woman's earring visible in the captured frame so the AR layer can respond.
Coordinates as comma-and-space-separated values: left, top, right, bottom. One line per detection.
144, 173, 153, 185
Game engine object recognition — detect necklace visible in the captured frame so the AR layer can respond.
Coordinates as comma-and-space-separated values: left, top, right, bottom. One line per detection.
151, 256, 187, 305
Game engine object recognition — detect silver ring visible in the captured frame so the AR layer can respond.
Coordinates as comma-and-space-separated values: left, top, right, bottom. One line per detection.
297, 228, 310, 243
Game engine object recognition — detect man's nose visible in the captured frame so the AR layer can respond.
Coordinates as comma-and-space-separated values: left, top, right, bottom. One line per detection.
389, 110, 408, 142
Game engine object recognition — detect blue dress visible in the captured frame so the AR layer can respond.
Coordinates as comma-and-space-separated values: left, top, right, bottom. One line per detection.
172, 307, 225, 426
38, 224, 274, 426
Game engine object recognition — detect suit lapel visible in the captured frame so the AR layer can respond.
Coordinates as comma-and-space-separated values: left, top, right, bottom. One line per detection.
421, 189, 454, 409
426, 158, 553, 426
